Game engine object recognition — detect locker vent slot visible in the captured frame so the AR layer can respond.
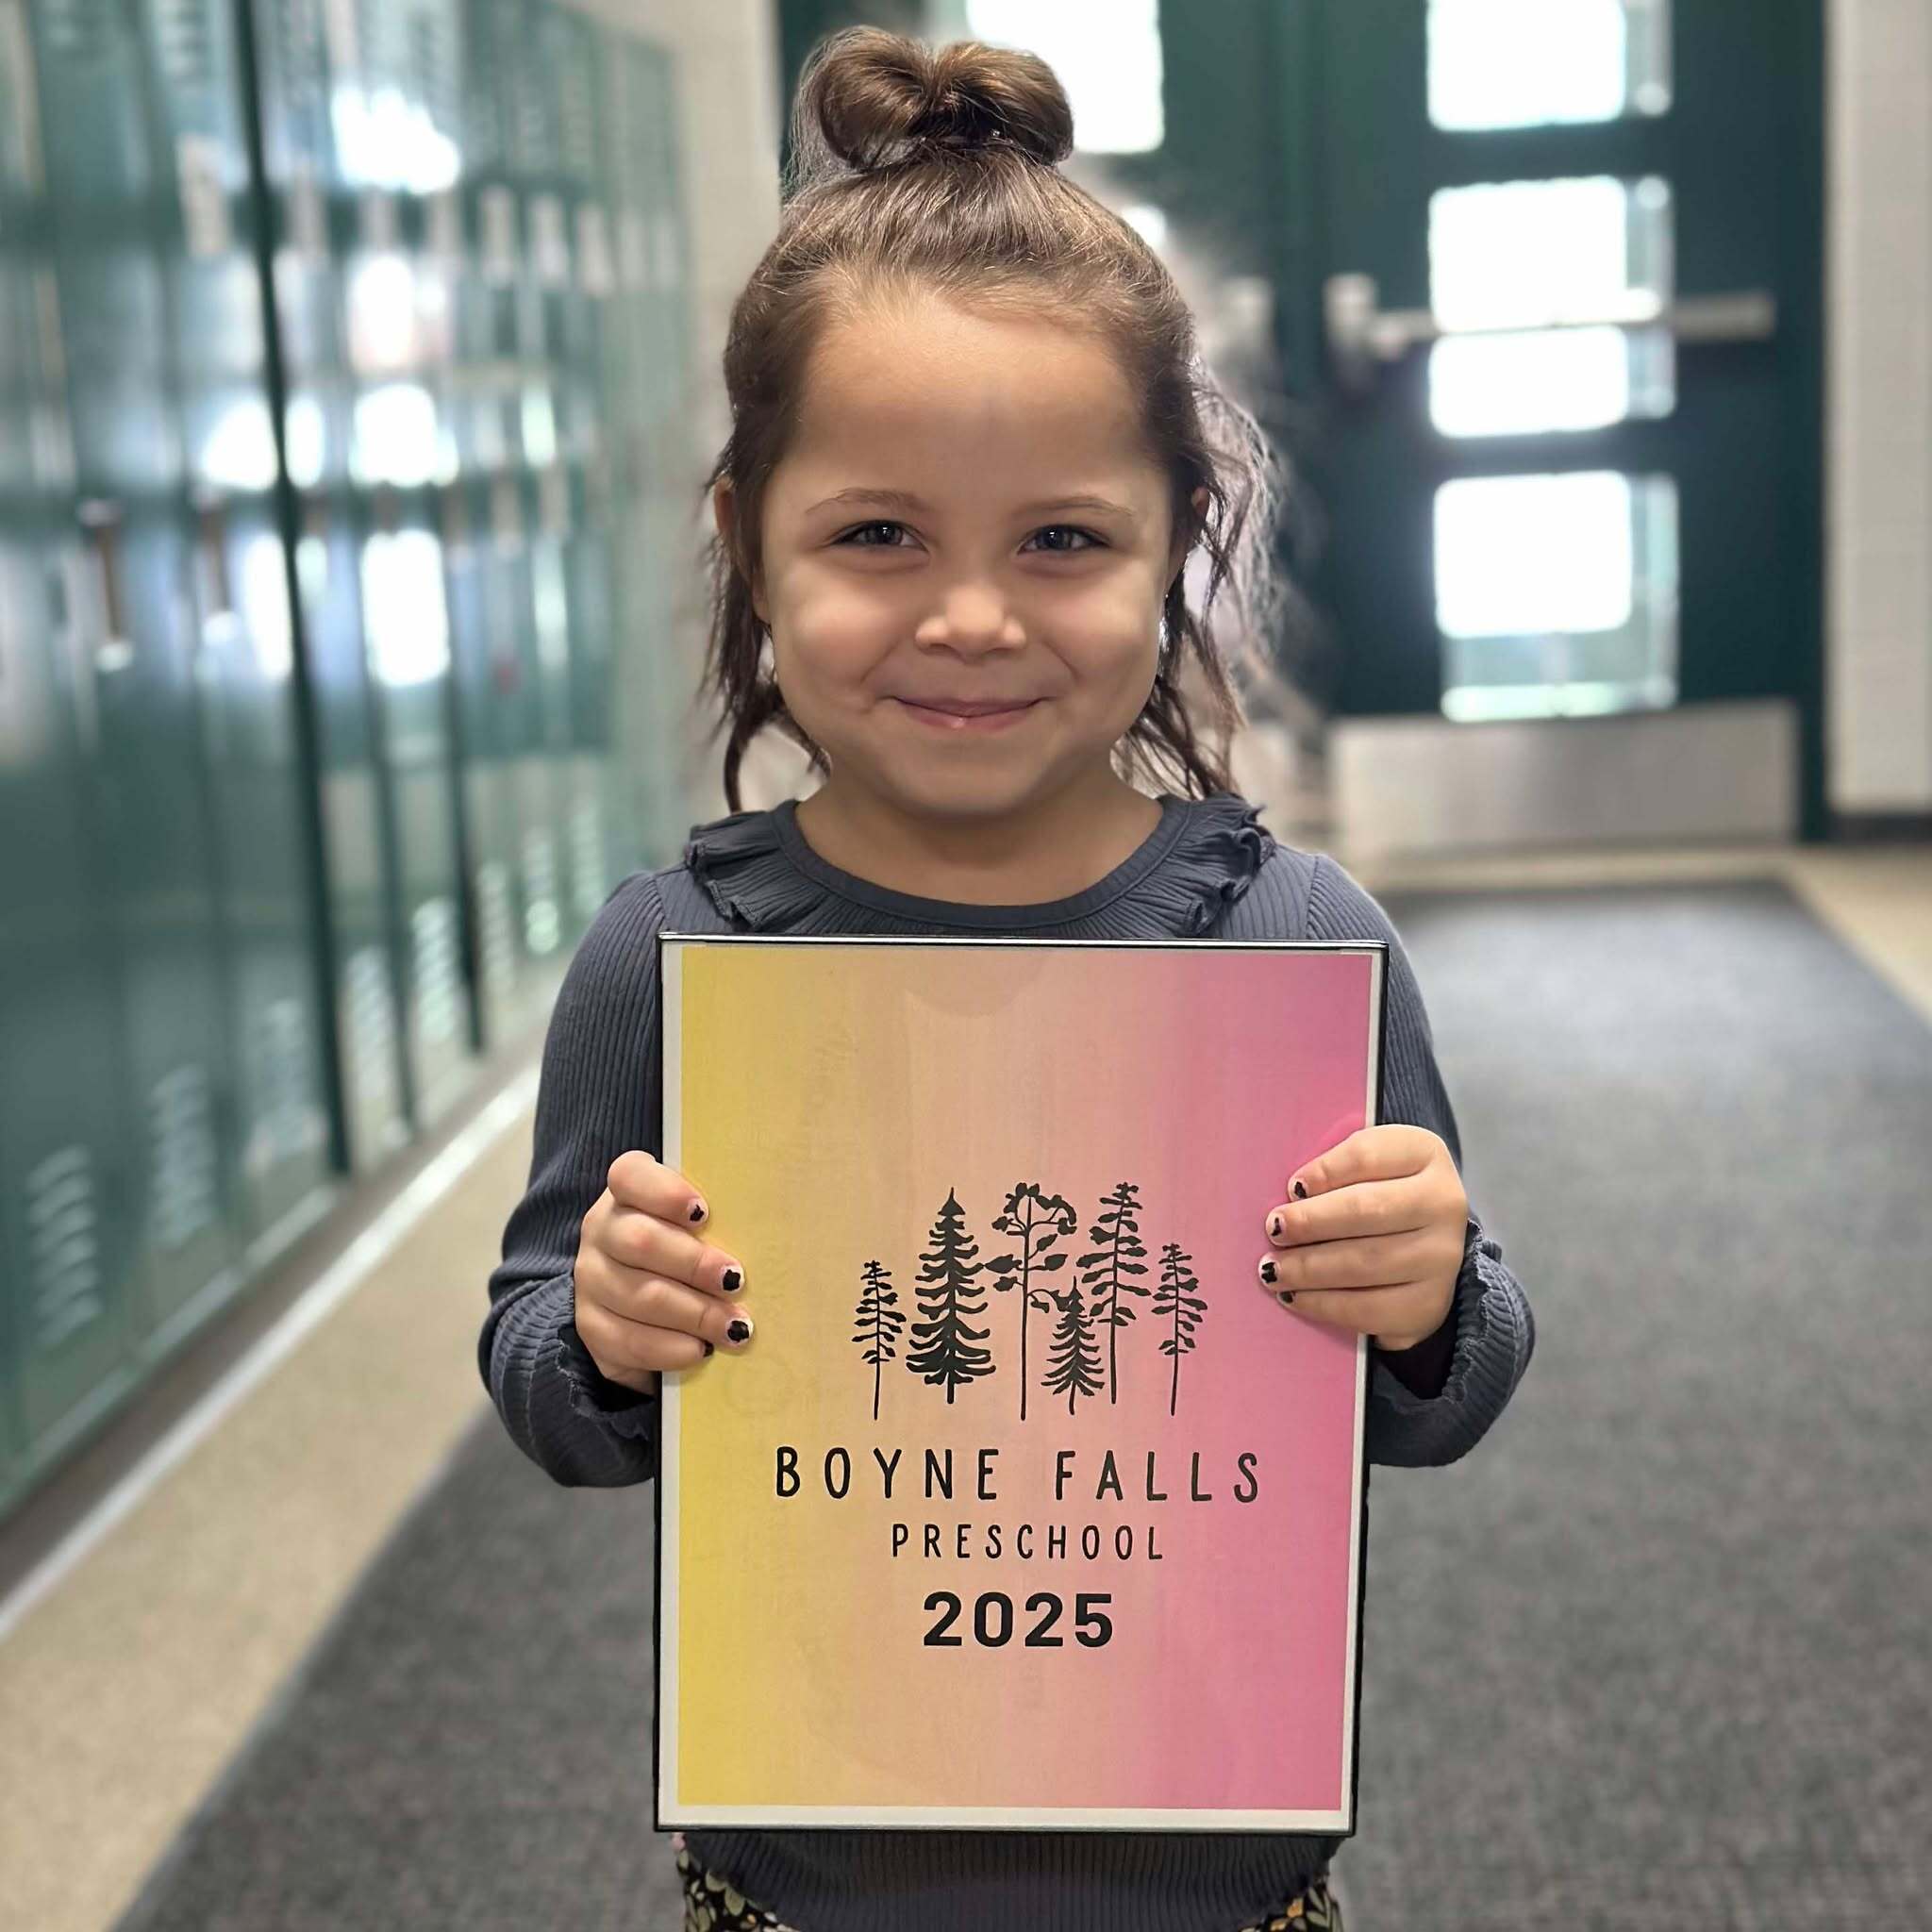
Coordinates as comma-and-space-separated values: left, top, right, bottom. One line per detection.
151, 1061, 218, 1252
41, 0, 113, 62
268, 0, 329, 135
570, 795, 603, 919
153, 0, 216, 91
410, 895, 462, 1046
556, 35, 595, 182
521, 827, 559, 956
408, 5, 459, 160
345, 943, 403, 1123
249, 994, 322, 1171
477, 858, 517, 1006
26, 1144, 103, 1352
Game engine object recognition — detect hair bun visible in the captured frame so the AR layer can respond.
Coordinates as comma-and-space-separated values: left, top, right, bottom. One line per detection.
797, 25, 1074, 175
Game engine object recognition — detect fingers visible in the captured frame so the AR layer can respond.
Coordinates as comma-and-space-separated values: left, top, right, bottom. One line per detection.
596, 1203, 745, 1297
585, 1260, 756, 1349
575, 1298, 706, 1386
575, 1269, 757, 1385
1264, 1182, 1431, 1248
1287, 1124, 1441, 1199
1257, 1226, 1443, 1295
1256, 1281, 1425, 1340
591, 1159, 743, 1298
608, 1149, 710, 1228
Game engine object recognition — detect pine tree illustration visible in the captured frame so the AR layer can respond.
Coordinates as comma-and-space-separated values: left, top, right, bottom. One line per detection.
1041, 1283, 1105, 1416
1077, 1180, 1151, 1405
983, 1182, 1076, 1422
905, 1188, 995, 1404
1151, 1241, 1208, 1418
851, 1258, 907, 1424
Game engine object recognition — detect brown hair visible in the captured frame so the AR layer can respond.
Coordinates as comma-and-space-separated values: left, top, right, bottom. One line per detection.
698, 25, 1289, 812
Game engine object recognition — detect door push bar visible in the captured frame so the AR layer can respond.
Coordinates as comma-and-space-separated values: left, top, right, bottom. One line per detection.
1323, 272, 1776, 398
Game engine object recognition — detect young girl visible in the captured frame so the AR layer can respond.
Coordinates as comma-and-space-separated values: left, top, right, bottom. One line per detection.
481, 27, 1535, 1932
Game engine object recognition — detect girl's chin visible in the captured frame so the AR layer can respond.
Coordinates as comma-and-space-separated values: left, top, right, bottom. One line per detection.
840, 762, 1097, 825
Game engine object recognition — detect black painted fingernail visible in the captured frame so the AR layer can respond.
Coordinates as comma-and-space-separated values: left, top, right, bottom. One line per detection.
1278, 1290, 1296, 1307
726, 1318, 753, 1345
1258, 1257, 1277, 1285
1291, 1181, 1307, 1201
721, 1267, 742, 1294
689, 1200, 708, 1223
1267, 1212, 1283, 1241
702, 1341, 715, 1357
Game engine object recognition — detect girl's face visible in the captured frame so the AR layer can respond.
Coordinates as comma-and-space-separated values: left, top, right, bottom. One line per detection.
723, 289, 1196, 826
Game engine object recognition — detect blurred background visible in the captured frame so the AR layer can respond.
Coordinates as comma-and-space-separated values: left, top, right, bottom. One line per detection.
1, 2, 1925, 1928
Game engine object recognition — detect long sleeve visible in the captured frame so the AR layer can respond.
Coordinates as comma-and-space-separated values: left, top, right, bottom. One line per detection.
478, 871, 671, 1487
1304, 853, 1537, 1469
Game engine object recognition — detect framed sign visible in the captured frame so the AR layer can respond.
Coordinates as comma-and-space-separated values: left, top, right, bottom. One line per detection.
655, 935, 1387, 1832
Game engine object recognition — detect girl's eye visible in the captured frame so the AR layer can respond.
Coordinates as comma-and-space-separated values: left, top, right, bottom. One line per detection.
837, 521, 908, 548
833, 522, 1104, 553
1025, 525, 1103, 555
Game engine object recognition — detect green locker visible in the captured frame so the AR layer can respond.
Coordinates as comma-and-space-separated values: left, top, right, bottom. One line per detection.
248, 0, 409, 1169
486, 471, 567, 974
504, 0, 587, 959
142, 0, 333, 1271
560, 454, 623, 900
331, 2, 475, 1125
25, 0, 246, 1367
601, 35, 690, 863
539, 5, 616, 940
439, 476, 526, 1045
251, 0, 470, 1143
350, 483, 473, 1124
398, 0, 538, 1053
460, 0, 564, 986
0, 0, 141, 1498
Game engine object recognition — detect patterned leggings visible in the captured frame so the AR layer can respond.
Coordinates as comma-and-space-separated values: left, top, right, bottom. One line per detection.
674, 1833, 1345, 1931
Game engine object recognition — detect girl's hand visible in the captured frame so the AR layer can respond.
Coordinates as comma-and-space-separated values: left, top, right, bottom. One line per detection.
1257, 1126, 1468, 1352
574, 1152, 754, 1394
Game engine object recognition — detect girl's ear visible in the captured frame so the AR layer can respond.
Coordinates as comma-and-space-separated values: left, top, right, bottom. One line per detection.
713, 478, 768, 622
1167, 486, 1210, 585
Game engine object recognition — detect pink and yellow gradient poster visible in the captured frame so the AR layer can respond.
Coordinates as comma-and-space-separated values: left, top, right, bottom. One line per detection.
657, 935, 1386, 1831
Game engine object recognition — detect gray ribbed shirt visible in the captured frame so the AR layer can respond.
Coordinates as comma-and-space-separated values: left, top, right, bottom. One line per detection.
481, 791, 1536, 1932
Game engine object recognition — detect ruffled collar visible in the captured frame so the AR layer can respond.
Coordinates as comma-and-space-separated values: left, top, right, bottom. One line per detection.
681, 791, 1271, 937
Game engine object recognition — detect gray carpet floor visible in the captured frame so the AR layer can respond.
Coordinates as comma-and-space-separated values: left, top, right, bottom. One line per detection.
116, 877, 1932, 1930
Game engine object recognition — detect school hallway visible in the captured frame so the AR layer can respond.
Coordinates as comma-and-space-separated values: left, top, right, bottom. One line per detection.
0, 817, 1925, 1932
6, 0, 1932, 1925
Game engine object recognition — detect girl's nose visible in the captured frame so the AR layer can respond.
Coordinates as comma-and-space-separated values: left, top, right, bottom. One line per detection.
914, 587, 1024, 654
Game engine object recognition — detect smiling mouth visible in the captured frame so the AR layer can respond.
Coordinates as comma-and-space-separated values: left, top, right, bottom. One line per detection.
890, 696, 1043, 732
893, 697, 1041, 715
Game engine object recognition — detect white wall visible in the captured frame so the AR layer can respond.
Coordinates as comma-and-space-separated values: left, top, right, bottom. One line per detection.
1827, 0, 1932, 814
563, 0, 792, 824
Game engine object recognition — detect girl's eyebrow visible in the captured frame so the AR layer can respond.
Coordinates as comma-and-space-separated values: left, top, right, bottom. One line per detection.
805, 486, 1140, 524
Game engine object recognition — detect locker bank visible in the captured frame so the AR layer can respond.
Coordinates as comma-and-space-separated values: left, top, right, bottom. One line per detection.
0, 0, 691, 1513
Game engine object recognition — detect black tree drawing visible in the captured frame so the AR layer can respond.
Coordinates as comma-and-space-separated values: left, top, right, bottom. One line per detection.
1151, 1241, 1207, 1418
1078, 1180, 1150, 1404
983, 1182, 1075, 1422
906, 1188, 994, 1403
851, 1258, 907, 1423
1041, 1282, 1105, 1416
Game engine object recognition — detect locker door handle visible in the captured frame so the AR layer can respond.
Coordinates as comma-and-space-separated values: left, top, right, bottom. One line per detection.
44, 550, 102, 754
1323, 272, 1777, 397
76, 499, 134, 673
192, 488, 234, 623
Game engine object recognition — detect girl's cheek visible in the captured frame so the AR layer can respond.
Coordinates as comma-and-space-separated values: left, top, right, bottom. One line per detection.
794, 586, 900, 670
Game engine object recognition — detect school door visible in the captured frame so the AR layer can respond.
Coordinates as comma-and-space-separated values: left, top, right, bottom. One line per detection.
1294, 0, 1825, 852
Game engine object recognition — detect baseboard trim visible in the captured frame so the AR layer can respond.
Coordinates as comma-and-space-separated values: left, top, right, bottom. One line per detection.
1827, 811, 1932, 843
